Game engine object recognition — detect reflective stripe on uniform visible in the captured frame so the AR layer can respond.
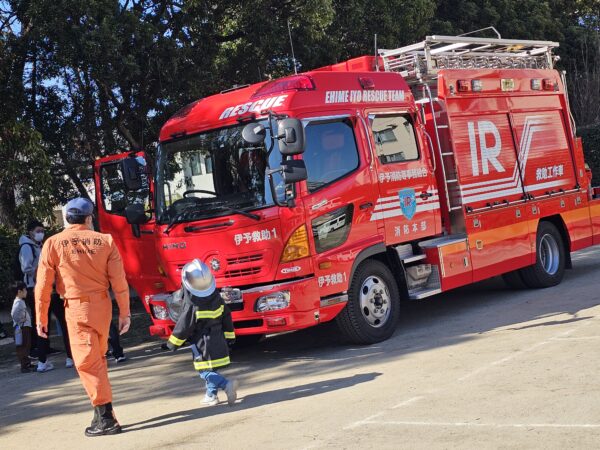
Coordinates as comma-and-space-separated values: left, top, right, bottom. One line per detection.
224, 331, 236, 339
193, 356, 231, 371
168, 334, 185, 346
195, 305, 224, 320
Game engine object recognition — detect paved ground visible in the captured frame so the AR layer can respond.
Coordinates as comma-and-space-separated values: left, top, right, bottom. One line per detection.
1, 247, 600, 449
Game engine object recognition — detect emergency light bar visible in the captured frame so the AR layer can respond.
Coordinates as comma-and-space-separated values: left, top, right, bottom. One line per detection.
379, 34, 559, 84
252, 75, 316, 98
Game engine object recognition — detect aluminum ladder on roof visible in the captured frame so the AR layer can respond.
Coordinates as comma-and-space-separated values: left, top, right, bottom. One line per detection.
378, 35, 560, 85
379, 33, 559, 222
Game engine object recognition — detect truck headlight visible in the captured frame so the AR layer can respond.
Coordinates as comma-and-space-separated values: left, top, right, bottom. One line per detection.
149, 292, 183, 322
255, 291, 290, 312
151, 303, 170, 320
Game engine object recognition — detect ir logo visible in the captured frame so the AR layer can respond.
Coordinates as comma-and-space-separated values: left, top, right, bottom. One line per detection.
468, 121, 506, 176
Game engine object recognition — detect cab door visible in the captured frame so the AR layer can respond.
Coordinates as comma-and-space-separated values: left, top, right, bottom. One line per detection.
94, 153, 163, 295
367, 112, 441, 244
301, 114, 381, 298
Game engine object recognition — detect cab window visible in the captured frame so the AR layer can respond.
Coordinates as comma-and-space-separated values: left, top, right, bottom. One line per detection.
370, 114, 419, 164
100, 162, 150, 215
303, 119, 359, 192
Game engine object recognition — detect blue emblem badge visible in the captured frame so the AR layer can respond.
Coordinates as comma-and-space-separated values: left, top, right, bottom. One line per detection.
399, 188, 417, 220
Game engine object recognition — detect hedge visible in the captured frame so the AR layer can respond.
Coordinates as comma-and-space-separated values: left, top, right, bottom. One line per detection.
579, 124, 600, 185
0, 228, 19, 309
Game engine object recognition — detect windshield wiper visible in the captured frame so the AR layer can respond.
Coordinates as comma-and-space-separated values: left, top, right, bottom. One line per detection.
164, 205, 199, 234
211, 205, 261, 221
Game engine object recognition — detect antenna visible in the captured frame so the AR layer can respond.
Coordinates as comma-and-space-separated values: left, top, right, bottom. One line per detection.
374, 33, 379, 71
287, 19, 298, 75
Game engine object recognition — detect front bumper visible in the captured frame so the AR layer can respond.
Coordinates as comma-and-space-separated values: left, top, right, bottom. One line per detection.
147, 276, 320, 337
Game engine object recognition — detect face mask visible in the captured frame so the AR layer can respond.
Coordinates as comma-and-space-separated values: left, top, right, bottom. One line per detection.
34, 232, 45, 242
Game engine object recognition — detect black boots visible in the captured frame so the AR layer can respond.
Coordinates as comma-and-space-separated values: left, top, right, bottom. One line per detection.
84, 403, 122, 437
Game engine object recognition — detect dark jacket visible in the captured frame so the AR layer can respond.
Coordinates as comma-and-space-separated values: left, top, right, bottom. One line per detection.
167, 288, 235, 371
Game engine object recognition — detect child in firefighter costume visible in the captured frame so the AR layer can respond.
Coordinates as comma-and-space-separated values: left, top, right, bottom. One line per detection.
166, 259, 239, 406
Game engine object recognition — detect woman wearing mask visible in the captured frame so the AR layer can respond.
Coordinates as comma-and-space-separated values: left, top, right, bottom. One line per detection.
19, 219, 73, 371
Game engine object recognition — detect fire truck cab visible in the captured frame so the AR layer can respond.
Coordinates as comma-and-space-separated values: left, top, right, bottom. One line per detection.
95, 34, 600, 344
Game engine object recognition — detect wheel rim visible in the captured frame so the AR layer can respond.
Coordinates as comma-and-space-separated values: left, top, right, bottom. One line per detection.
359, 276, 391, 328
539, 233, 560, 275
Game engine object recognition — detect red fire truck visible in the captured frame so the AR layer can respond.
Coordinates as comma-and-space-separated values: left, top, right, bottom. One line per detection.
94, 34, 600, 344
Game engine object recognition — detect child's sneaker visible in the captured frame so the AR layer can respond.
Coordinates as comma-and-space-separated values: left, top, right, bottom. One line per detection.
65, 357, 74, 368
225, 380, 238, 406
36, 361, 54, 372
201, 393, 219, 406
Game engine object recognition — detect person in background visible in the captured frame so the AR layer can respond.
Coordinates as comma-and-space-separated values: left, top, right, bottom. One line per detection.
35, 198, 131, 436
107, 322, 127, 363
50, 289, 74, 368
11, 282, 35, 373
20, 219, 74, 370
19, 219, 55, 372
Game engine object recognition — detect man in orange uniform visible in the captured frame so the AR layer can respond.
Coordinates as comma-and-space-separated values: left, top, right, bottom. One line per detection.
35, 198, 131, 437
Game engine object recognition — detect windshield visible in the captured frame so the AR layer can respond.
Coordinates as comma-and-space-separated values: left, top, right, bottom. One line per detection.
157, 122, 285, 223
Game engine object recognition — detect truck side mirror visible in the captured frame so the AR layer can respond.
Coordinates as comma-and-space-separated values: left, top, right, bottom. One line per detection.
125, 204, 150, 225
242, 122, 267, 144
277, 118, 305, 155
121, 157, 144, 191
280, 159, 307, 184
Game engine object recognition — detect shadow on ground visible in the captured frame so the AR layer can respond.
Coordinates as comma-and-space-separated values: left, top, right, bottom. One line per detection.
1, 247, 599, 434
122, 372, 381, 432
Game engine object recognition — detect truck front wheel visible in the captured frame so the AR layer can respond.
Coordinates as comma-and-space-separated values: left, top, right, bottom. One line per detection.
519, 221, 566, 288
336, 259, 400, 344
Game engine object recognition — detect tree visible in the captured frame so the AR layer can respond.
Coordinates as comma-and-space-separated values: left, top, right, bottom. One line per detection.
0, 121, 53, 227
0, 0, 598, 231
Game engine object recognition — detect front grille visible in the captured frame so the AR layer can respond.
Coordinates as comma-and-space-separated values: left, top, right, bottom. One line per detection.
227, 254, 262, 265
224, 267, 261, 278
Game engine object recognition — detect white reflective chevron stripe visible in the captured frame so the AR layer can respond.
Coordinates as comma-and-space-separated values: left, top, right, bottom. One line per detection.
375, 196, 440, 211
460, 116, 561, 203
370, 202, 441, 221
462, 179, 568, 204
370, 114, 561, 216
376, 189, 439, 204
460, 116, 550, 194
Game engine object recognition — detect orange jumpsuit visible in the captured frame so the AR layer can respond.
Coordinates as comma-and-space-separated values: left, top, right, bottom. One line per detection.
35, 224, 130, 406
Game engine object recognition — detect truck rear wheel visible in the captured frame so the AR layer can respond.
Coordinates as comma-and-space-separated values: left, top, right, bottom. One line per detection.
519, 221, 566, 288
336, 259, 400, 344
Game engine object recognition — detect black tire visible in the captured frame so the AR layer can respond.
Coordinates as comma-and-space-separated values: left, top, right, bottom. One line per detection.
519, 221, 566, 288
502, 270, 528, 289
336, 259, 400, 344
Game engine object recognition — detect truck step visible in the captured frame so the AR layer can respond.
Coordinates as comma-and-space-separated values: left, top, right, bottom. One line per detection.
408, 287, 442, 300
406, 265, 441, 300
419, 234, 467, 249
402, 254, 427, 263
394, 244, 427, 263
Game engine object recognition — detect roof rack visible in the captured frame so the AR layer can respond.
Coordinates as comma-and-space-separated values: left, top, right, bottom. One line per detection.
379, 35, 560, 84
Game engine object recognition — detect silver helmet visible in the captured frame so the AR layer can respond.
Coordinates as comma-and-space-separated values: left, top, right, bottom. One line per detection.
181, 259, 216, 297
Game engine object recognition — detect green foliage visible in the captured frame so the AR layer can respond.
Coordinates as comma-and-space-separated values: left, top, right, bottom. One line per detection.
0, 121, 54, 228
0, 226, 18, 309
580, 125, 600, 185
0, 0, 597, 229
